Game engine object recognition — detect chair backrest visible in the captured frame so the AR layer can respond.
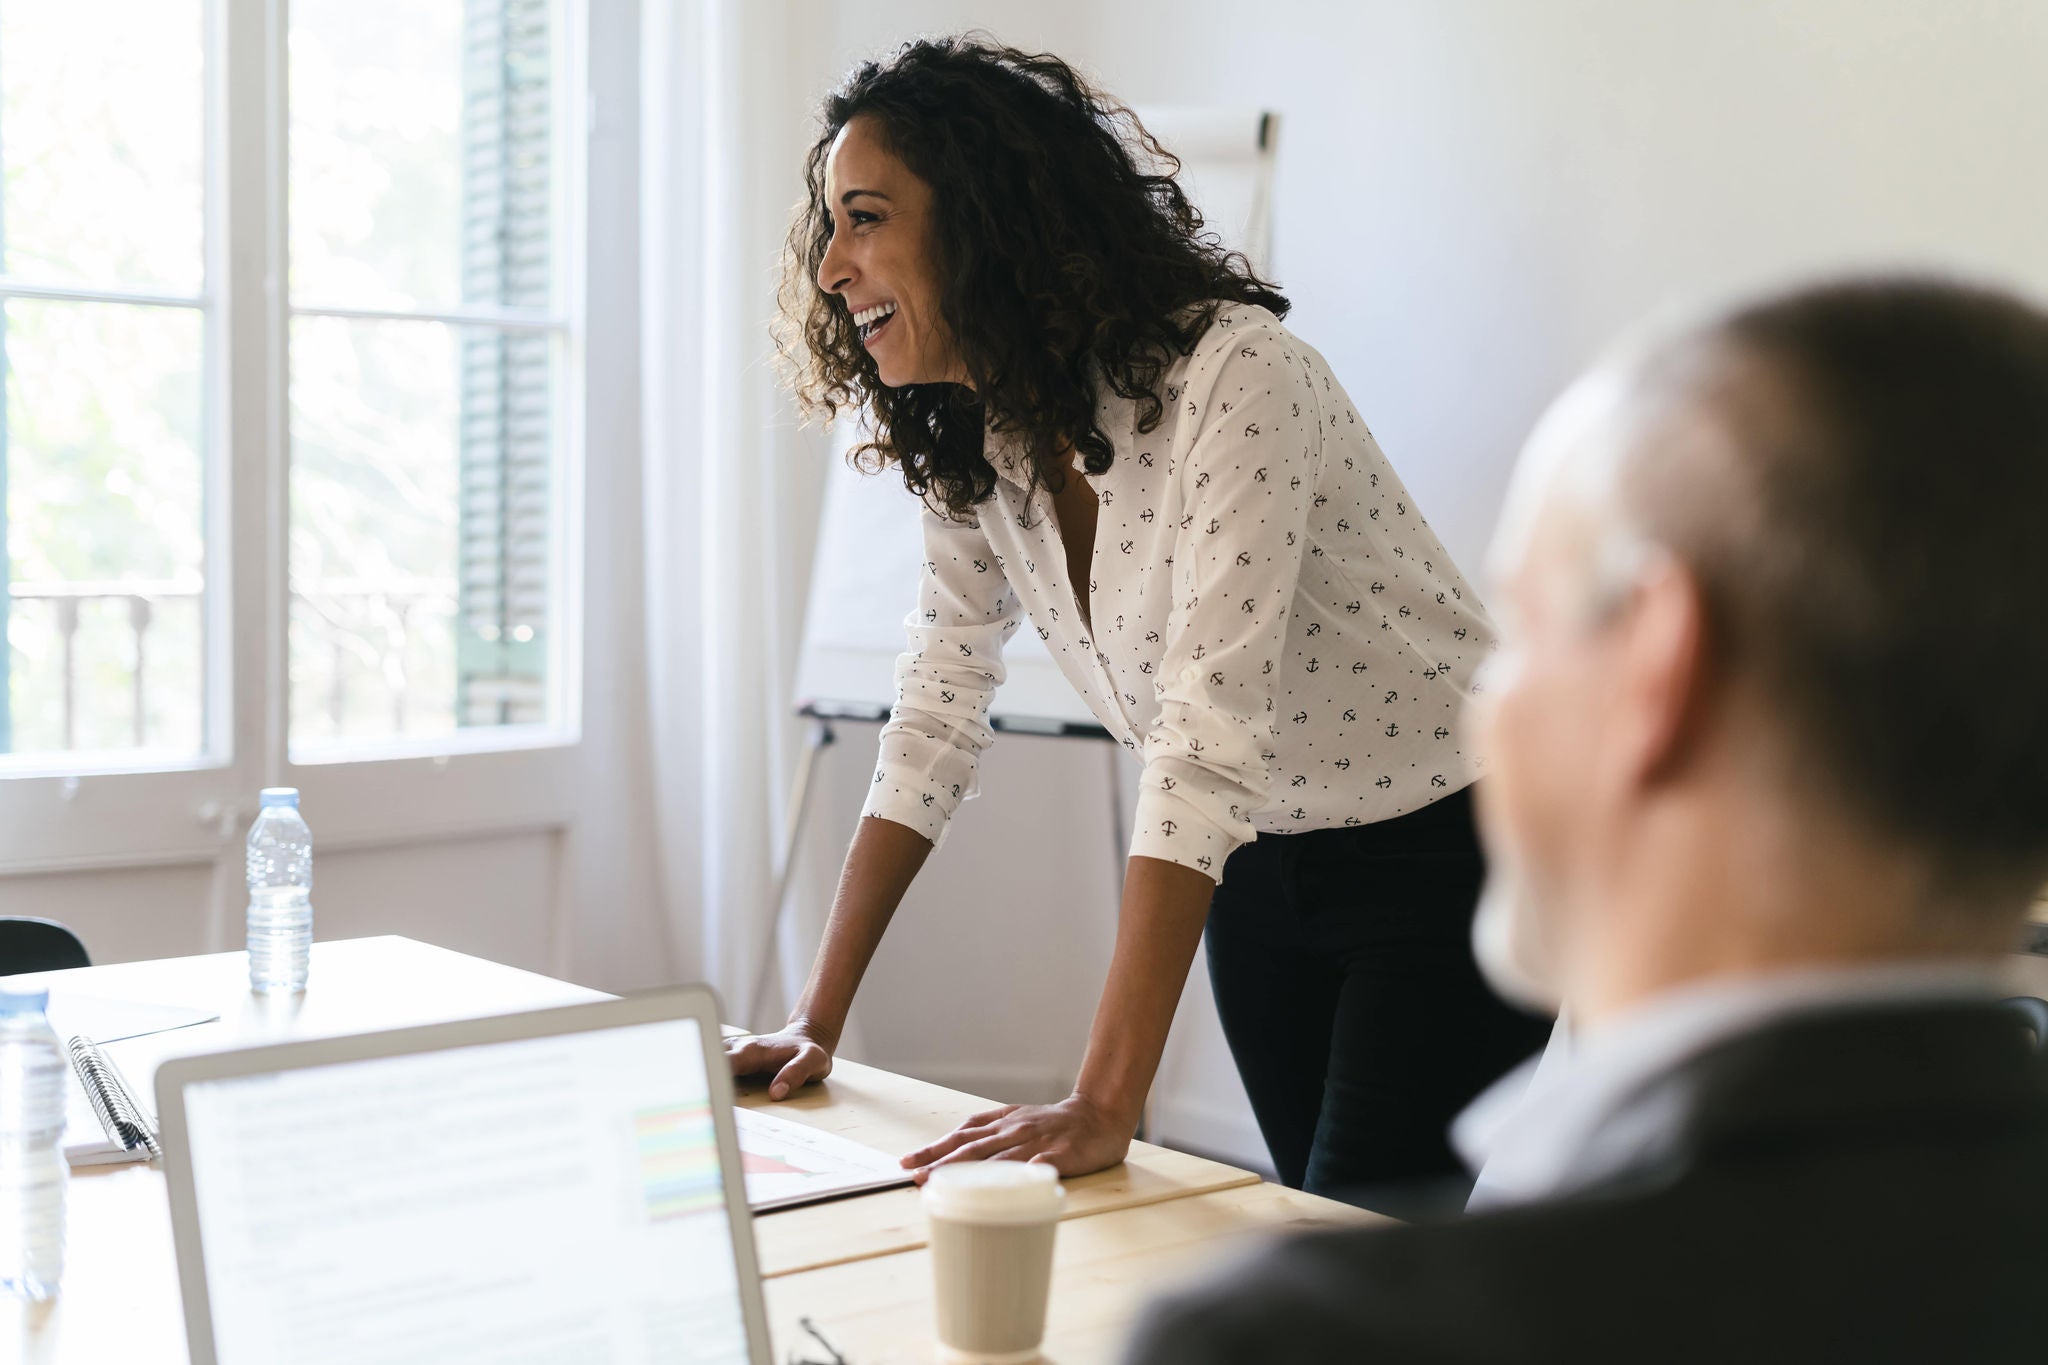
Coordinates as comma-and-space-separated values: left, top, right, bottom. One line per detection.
2000, 995, 2048, 1054
0, 917, 91, 976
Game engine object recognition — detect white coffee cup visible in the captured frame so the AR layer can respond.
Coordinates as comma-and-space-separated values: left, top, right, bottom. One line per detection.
921, 1161, 1066, 1364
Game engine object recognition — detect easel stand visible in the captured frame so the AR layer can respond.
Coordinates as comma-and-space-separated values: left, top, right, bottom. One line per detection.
746, 710, 845, 1031
744, 708, 1137, 1129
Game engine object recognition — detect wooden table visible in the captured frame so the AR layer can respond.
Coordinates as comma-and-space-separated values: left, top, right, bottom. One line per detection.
733, 1054, 1261, 1278
8, 936, 1379, 1364
764, 1179, 1375, 1365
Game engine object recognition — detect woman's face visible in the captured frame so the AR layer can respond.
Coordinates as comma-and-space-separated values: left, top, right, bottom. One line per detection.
816, 115, 965, 388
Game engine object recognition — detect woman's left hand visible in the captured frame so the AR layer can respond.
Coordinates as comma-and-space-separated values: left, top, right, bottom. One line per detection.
901, 1093, 1134, 1181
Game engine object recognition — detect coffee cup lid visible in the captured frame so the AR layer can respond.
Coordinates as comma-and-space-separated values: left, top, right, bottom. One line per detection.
920, 1160, 1066, 1222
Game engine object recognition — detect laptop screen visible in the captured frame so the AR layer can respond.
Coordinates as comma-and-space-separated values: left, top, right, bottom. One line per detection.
179, 1015, 754, 1365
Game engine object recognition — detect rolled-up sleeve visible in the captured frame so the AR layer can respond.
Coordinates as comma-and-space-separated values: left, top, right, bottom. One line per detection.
1130, 325, 1322, 880
859, 502, 1021, 844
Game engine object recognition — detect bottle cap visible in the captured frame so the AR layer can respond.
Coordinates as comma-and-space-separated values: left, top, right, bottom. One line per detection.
259, 787, 301, 808
0, 986, 51, 1017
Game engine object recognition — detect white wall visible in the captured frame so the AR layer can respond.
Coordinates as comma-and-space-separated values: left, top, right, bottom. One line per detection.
1087, 0, 2048, 568
781, 0, 2048, 1169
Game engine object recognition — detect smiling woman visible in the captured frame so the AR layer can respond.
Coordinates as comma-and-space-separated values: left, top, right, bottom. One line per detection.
776, 41, 1287, 517
733, 37, 1549, 1211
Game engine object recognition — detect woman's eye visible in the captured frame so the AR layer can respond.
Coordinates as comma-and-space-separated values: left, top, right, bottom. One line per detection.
849, 211, 879, 227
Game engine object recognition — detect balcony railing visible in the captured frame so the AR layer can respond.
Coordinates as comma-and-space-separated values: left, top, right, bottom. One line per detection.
4, 576, 460, 755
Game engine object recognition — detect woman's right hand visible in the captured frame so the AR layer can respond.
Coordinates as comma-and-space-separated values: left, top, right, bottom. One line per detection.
728, 816, 933, 1101
725, 1023, 836, 1100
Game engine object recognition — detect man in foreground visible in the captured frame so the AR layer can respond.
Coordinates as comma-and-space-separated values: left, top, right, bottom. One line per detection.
1124, 276, 2048, 1363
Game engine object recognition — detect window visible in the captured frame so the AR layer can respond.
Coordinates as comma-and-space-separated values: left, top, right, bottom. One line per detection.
288, 0, 569, 757
0, 0, 588, 867
1, 1, 208, 765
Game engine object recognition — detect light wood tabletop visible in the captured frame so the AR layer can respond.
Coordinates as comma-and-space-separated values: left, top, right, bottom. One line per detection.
7, 937, 1332, 1364
734, 1055, 1261, 1278
765, 1179, 1383, 1365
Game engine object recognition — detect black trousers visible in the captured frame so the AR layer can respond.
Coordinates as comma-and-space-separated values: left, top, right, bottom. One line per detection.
1203, 786, 1550, 1205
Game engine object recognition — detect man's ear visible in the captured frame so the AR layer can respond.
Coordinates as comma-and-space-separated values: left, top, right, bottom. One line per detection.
1614, 553, 1714, 789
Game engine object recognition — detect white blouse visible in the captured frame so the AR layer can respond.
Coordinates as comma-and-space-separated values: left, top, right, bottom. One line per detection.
860, 304, 1497, 883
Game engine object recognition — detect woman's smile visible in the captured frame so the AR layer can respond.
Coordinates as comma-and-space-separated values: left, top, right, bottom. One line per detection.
854, 299, 899, 347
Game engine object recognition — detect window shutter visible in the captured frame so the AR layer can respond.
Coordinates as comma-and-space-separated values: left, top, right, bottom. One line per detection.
457, 0, 552, 727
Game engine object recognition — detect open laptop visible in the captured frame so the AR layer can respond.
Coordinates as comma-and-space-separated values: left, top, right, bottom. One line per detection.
155, 987, 773, 1365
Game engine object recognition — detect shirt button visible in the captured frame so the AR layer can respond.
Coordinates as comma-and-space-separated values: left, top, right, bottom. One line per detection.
1180, 666, 1201, 686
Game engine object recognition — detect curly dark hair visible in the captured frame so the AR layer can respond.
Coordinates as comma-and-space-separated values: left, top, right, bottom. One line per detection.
776, 35, 1290, 518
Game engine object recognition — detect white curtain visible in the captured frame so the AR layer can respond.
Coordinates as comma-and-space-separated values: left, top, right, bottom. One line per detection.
639, 0, 830, 1019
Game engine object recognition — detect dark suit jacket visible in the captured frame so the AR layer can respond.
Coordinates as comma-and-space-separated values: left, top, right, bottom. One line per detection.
1125, 1002, 2048, 1364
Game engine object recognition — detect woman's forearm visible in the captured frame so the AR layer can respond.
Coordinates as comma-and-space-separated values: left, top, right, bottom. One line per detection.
1070, 854, 1216, 1130
788, 815, 935, 1047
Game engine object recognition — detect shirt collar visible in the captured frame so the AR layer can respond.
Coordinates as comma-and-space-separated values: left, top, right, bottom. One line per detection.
1456, 958, 2002, 1211
989, 424, 1033, 490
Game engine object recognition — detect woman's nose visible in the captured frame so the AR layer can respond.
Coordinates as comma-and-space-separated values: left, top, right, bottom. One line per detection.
818, 233, 854, 296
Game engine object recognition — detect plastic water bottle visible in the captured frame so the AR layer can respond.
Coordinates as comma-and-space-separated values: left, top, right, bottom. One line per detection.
246, 787, 313, 993
0, 986, 67, 1302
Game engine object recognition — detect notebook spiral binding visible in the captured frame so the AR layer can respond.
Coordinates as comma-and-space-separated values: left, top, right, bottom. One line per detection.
68, 1035, 162, 1159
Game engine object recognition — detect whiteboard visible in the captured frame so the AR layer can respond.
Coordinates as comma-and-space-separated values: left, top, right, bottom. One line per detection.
792, 109, 1280, 732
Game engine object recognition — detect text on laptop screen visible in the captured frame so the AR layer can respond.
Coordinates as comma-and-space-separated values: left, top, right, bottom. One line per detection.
180, 1016, 752, 1365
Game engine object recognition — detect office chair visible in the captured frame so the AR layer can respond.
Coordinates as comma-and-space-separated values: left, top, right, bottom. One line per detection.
2000, 996, 2048, 1054
0, 917, 92, 976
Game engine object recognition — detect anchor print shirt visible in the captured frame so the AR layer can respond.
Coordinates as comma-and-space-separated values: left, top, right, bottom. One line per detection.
860, 304, 1497, 883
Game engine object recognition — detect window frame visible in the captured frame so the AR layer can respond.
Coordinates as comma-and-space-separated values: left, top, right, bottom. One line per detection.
0, 0, 593, 872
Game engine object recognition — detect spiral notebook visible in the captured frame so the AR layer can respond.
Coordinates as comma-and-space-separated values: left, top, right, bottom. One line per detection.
64, 1035, 163, 1166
